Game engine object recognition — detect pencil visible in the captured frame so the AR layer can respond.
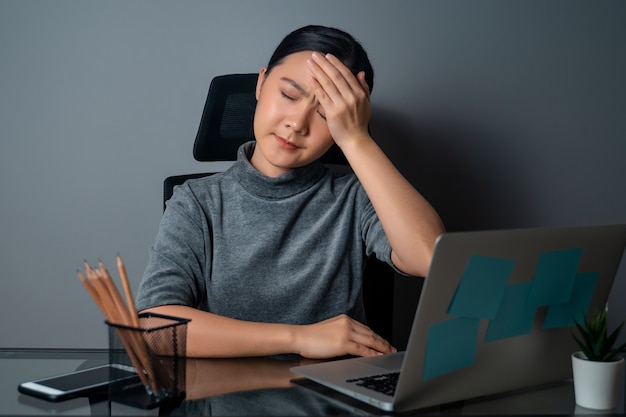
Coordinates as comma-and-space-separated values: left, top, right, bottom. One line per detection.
79, 268, 150, 388
117, 255, 139, 328
78, 260, 163, 392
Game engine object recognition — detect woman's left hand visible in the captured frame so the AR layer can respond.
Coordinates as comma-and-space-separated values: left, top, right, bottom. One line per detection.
306, 52, 371, 147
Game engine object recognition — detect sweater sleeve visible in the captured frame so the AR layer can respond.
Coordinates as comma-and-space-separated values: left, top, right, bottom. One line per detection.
135, 183, 210, 311
358, 185, 408, 276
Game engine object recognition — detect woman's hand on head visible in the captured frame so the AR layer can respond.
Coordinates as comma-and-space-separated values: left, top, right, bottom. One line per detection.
292, 314, 396, 359
306, 52, 371, 148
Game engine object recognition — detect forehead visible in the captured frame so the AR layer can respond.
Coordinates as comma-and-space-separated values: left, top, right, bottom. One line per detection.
268, 51, 313, 78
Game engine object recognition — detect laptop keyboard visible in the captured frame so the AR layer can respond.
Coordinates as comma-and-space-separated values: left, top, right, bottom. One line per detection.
347, 372, 399, 396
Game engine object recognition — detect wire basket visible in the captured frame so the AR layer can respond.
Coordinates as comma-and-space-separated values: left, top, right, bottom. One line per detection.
106, 312, 190, 409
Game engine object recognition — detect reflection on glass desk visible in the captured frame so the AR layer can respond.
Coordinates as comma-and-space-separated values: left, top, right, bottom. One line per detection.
1, 349, 624, 416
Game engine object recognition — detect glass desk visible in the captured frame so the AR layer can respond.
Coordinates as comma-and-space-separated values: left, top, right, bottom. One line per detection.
1, 348, 624, 416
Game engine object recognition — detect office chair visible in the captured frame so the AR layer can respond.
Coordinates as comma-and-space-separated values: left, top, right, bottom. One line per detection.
162, 73, 395, 341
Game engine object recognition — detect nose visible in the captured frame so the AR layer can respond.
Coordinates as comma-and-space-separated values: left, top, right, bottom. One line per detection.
285, 106, 310, 136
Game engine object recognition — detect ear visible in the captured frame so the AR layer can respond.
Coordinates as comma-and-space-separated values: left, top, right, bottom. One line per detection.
255, 68, 267, 100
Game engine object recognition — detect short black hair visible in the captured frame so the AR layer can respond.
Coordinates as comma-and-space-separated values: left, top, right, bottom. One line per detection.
266, 25, 374, 93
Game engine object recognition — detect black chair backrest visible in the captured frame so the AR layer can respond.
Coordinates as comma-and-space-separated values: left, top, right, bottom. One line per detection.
193, 74, 257, 161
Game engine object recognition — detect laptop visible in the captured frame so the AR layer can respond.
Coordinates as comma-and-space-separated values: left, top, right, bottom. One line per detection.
291, 224, 626, 412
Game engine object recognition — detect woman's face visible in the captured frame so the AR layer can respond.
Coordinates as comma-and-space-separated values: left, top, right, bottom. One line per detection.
251, 51, 334, 177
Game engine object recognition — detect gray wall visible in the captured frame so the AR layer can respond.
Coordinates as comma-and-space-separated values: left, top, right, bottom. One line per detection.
1, 0, 624, 349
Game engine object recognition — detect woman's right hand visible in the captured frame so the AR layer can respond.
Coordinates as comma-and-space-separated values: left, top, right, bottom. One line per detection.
292, 314, 396, 359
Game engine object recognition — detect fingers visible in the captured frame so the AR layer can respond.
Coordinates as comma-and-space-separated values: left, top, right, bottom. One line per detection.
295, 315, 396, 359
333, 315, 397, 357
306, 52, 371, 144
307, 52, 369, 105
349, 321, 397, 356
356, 71, 368, 92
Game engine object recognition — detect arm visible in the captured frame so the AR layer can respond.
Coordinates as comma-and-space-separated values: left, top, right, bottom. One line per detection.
307, 53, 445, 277
143, 305, 395, 358
340, 139, 443, 277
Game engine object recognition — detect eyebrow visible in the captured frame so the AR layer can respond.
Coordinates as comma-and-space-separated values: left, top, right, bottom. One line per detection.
280, 77, 310, 97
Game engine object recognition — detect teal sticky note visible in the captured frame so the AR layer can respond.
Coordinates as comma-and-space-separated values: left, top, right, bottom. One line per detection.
527, 248, 582, 307
448, 255, 516, 319
543, 271, 599, 329
424, 317, 480, 380
485, 282, 536, 341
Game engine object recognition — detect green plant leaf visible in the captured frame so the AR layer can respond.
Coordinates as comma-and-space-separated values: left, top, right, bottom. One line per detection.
571, 307, 624, 361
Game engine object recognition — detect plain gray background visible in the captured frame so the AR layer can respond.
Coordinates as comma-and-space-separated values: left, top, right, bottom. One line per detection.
1, 0, 624, 349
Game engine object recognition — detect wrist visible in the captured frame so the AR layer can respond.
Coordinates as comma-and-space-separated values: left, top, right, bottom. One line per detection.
336, 130, 371, 149
283, 323, 302, 355
337, 133, 377, 162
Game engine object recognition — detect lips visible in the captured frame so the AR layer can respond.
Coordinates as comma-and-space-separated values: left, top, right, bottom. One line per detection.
274, 135, 300, 150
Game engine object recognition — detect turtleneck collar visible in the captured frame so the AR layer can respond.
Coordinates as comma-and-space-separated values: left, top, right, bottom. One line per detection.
230, 141, 327, 200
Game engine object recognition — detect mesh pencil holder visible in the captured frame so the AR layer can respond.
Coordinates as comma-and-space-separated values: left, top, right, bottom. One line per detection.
106, 312, 190, 409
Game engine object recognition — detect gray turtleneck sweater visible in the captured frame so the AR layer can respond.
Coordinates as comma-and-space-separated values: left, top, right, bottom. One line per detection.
136, 142, 396, 325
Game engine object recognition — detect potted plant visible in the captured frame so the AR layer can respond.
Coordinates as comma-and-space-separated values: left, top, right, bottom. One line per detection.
571, 306, 626, 410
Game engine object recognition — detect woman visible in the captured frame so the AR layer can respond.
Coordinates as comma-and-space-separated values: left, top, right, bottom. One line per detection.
136, 25, 444, 358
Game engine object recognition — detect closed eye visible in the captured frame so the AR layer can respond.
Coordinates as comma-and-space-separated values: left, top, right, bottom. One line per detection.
281, 91, 296, 101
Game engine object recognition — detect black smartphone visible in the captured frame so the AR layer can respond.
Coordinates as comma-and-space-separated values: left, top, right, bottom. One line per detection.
18, 364, 140, 402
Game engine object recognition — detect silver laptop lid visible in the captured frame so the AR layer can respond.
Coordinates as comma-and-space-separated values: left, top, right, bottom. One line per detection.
394, 224, 626, 410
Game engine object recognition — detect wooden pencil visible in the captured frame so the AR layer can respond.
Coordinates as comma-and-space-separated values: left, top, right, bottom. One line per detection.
78, 261, 163, 392
116, 255, 140, 328
96, 263, 162, 393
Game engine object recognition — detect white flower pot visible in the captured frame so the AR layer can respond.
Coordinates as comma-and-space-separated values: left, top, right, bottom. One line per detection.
571, 351, 625, 410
